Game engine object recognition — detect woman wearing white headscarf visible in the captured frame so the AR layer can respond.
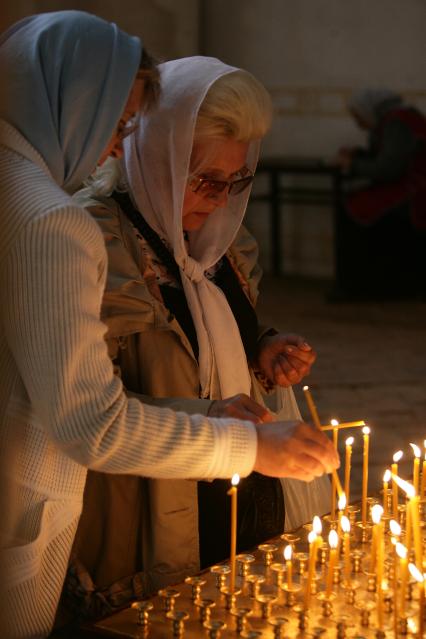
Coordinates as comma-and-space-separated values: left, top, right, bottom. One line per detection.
333, 88, 426, 300
67, 56, 331, 621
0, 17, 339, 636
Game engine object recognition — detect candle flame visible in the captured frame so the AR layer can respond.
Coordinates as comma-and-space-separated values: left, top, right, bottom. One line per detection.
391, 474, 415, 498
340, 515, 350, 533
407, 619, 418, 634
383, 469, 391, 482
303, 385, 309, 391
345, 436, 354, 446
308, 530, 317, 544
389, 519, 401, 536
328, 529, 339, 548
330, 419, 339, 427
393, 450, 403, 463
231, 473, 240, 486
312, 515, 322, 534
410, 443, 421, 458
284, 544, 292, 561
371, 504, 384, 524
381, 579, 389, 591
395, 542, 407, 560
408, 563, 424, 583
338, 493, 346, 510
390, 537, 397, 546
362, 425, 370, 435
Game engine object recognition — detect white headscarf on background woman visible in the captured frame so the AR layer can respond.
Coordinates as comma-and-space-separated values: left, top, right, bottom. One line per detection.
348, 88, 403, 128
123, 57, 260, 399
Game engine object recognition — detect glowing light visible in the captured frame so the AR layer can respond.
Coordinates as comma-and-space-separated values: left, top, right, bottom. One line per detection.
393, 450, 403, 463
396, 542, 408, 560
340, 515, 350, 533
345, 436, 354, 446
312, 515, 322, 535
371, 504, 384, 524
362, 425, 370, 435
284, 545, 292, 561
308, 531, 317, 544
389, 519, 401, 536
328, 529, 339, 549
410, 443, 421, 458
331, 419, 339, 427
338, 493, 346, 511
383, 469, 391, 482
231, 473, 240, 486
408, 563, 424, 583
391, 474, 415, 499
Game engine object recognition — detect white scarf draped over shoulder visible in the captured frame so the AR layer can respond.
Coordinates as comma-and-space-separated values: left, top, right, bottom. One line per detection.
123, 56, 260, 399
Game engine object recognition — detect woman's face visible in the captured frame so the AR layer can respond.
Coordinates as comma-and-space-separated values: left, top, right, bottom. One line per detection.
98, 76, 145, 165
182, 138, 250, 232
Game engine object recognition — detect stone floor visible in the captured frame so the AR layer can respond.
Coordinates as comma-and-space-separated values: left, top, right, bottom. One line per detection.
257, 275, 426, 501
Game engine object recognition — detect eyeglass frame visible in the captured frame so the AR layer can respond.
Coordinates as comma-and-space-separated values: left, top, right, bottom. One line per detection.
187, 167, 255, 198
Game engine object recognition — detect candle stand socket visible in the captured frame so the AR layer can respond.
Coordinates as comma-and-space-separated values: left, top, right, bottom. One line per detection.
258, 543, 278, 567
230, 606, 252, 634
184, 575, 206, 602
195, 598, 216, 624
355, 522, 372, 544
347, 505, 360, 528
294, 551, 308, 576
256, 593, 277, 619
268, 616, 289, 639
364, 571, 377, 593
280, 532, 300, 547
343, 581, 359, 605
131, 601, 153, 628
280, 582, 301, 607
236, 554, 255, 579
310, 574, 319, 596
203, 619, 227, 639
398, 504, 406, 528
316, 591, 336, 618
323, 514, 338, 532
166, 610, 189, 638
245, 574, 265, 599
210, 564, 230, 590
158, 588, 180, 613
396, 615, 409, 636
351, 549, 364, 574
319, 542, 329, 566
270, 562, 285, 587
355, 600, 376, 627
220, 586, 241, 611
332, 563, 341, 585
294, 604, 308, 631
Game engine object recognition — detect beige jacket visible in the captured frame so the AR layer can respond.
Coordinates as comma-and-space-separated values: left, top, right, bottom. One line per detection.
71, 192, 264, 596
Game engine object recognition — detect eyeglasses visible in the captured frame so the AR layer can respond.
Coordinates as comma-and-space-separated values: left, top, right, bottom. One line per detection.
188, 168, 255, 198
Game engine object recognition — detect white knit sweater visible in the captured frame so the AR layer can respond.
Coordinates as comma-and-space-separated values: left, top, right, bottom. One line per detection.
0, 121, 257, 638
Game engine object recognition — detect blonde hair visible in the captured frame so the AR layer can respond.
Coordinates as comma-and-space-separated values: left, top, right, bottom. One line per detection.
194, 70, 272, 142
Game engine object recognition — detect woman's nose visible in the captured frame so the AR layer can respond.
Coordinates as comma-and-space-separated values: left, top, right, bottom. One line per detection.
209, 188, 228, 208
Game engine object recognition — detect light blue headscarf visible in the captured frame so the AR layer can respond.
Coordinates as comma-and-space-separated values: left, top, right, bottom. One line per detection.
0, 10, 141, 192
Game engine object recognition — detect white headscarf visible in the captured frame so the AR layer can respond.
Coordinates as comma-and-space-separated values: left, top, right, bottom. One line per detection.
123, 56, 261, 399
348, 88, 402, 128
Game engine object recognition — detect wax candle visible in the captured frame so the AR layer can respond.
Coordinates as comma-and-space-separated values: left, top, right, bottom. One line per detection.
370, 504, 384, 572
392, 474, 422, 569
227, 473, 239, 593
410, 443, 421, 496
361, 426, 370, 526
390, 519, 401, 635
284, 544, 293, 589
396, 542, 408, 616
408, 563, 425, 638
321, 420, 365, 432
391, 450, 403, 517
421, 441, 426, 499
325, 530, 339, 596
344, 437, 354, 515
302, 385, 322, 429
382, 469, 391, 517
375, 508, 385, 630
340, 515, 351, 585
303, 517, 322, 609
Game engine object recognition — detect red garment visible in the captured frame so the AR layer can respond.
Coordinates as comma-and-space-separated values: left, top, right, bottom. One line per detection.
347, 108, 426, 230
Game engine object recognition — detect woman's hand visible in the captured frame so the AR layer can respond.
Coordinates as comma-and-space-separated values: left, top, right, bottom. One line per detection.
256, 332, 316, 387
208, 393, 273, 424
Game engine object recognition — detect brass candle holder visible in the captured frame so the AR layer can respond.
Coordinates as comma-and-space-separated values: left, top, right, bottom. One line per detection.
280, 582, 301, 607
220, 586, 241, 611
158, 587, 180, 613
210, 564, 230, 590
184, 575, 206, 602
355, 521, 373, 544
236, 553, 255, 579
258, 543, 278, 567
203, 619, 227, 639
256, 593, 277, 619
294, 551, 308, 576
230, 606, 252, 634
195, 598, 216, 624
166, 610, 189, 638
268, 616, 289, 638
245, 573, 265, 599
131, 601, 153, 628
270, 561, 285, 587
316, 591, 336, 618
355, 600, 376, 628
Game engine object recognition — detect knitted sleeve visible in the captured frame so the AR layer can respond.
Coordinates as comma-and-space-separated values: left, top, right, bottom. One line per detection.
2, 205, 257, 479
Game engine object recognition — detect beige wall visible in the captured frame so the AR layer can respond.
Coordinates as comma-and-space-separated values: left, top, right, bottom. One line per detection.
202, 0, 426, 277
0, 0, 199, 60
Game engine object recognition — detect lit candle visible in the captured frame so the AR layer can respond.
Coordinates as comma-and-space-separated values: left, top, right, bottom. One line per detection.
344, 437, 354, 514
340, 515, 351, 585
390, 520, 401, 637
370, 504, 384, 572
374, 506, 385, 631
410, 443, 421, 495
321, 420, 365, 432
303, 517, 322, 609
325, 530, 339, 596
421, 441, 426, 499
284, 544, 293, 589
361, 426, 370, 526
337, 493, 346, 539
420, 439, 426, 499
391, 450, 403, 517
302, 385, 322, 429
392, 474, 422, 570
382, 469, 391, 517
408, 563, 425, 638
330, 419, 339, 519
396, 542, 408, 616
227, 473, 239, 593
